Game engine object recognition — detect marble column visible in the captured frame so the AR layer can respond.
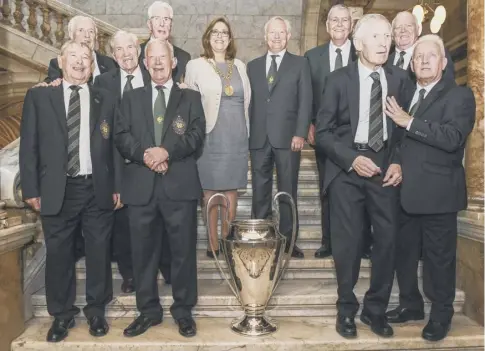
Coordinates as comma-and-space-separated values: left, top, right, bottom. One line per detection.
465, 0, 484, 212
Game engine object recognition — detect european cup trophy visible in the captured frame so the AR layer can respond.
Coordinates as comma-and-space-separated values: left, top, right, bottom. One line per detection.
206, 192, 297, 336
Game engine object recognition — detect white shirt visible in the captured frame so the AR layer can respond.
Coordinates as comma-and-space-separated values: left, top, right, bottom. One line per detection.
120, 66, 144, 97
329, 39, 351, 72
92, 52, 101, 80
151, 79, 173, 114
62, 80, 92, 175
406, 79, 440, 130
393, 43, 416, 70
265, 49, 286, 74
355, 60, 388, 143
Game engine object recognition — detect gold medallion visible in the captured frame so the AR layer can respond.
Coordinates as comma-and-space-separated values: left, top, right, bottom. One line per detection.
224, 85, 234, 96
157, 115, 164, 124
268, 76, 274, 84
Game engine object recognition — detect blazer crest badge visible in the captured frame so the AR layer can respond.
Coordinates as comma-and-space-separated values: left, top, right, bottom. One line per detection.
172, 116, 186, 135
100, 120, 110, 139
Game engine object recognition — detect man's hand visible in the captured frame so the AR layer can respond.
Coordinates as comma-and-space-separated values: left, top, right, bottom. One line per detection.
291, 136, 305, 151
113, 193, 123, 210
351, 156, 381, 178
33, 78, 62, 88
144, 147, 169, 170
25, 197, 41, 211
385, 96, 412, 128
154, 161, 169, 174
382, 163, 402, 187
307, 124, 315, 146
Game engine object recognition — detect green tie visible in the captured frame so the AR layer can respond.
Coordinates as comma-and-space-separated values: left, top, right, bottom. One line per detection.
153, 85, 166, 145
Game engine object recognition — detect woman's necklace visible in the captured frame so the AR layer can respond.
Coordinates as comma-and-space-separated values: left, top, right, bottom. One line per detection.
208, 58, 235, 96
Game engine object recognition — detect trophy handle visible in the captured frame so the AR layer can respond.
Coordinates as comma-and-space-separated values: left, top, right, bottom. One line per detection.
206, 193, 240, 300
272, 191, 297, 293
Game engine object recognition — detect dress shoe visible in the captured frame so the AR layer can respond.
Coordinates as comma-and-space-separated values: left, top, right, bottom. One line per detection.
88, 316, 109, 337
121, 278, 135, 293
386, 306, 425, 323
290, 245, 304, 259
176, 317, 197, 337
314, 245, 332, 258
123, 315, 162, 337
206, 249, 219, 258
360, 311, 394, 337
46, 317, 75, 342
361, 251, 371, 259
422, 320, 451, 341
336, 314, 357, 338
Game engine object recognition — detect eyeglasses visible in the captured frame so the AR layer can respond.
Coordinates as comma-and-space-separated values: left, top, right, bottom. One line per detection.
150, 16, 172, 24
210, 30, 229, 38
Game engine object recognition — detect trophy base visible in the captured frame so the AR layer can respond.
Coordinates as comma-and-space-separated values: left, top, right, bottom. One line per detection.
231, 315, 277, 336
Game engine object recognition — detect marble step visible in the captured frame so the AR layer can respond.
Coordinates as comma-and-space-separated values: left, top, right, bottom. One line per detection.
196, 203, 321, 217
12, 315, 484, 351
76, 249, 409, 280
32, 278, 461, 319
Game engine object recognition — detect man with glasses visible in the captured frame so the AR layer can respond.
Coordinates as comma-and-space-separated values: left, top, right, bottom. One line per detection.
139, 1, 190, 84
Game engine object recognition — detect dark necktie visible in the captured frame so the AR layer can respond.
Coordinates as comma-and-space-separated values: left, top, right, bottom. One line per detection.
267, 54, 278, 90
368, 72, 384, 152
395, 51, 406, 69
334, 48, 343, 71
67, 85, 81, 176
153, 85, 166, 145
409, 88, 426, 116
123, 74, 134, 94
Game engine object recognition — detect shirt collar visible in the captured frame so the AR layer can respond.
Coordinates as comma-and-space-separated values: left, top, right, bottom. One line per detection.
358, 59, 383, 80
62, 79, 89, 92
267, 49, 286, 59
121, 65, 142, 80
329, 39, 351, 53
417, 79, 439, 94
395, 42, 416, 57
151, 78, 173, 91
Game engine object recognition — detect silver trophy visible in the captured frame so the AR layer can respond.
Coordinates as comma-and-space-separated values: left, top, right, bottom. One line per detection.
206, 192, 297, 336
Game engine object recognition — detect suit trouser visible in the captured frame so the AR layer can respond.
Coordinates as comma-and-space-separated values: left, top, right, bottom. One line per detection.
250, 139, 300, 244
328, 150, 398, 317
128, 177, 198, 321
395, 209, 457, 323
41, 177, 113, 320
112, 207, 133, 280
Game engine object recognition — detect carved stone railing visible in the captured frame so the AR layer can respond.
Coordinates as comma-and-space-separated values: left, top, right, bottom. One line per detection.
1, 0, 120, 55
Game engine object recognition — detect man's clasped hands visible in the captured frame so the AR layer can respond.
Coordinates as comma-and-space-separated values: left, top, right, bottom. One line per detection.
144, 147, 169, 174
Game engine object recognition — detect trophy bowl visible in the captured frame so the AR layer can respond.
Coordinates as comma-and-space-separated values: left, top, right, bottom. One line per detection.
206, 192, 297, 336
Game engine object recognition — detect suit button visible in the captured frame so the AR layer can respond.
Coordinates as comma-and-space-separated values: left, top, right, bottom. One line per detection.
267, 98, 270, 102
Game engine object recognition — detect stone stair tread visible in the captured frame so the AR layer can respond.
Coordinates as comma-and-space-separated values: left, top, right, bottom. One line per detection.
12, 315, 484, 351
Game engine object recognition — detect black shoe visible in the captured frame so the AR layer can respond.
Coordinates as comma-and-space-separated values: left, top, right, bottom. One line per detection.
121, 278, 135, 294
176, 317, 197, 337
290, 245, 304, 259
361, 251, 371, 259
207, 249, 219, 258
314, 245, 332, 258
336, 314, 357, 338
123, 315, 162, 337
422, 320, 451, 341
46, 318, 75, 342
88, 316, 109, 337
360, 311, 394, 337
386, 306, 425, 323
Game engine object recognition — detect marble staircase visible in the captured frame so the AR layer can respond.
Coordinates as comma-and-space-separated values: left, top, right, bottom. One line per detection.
12, 148, 485, 350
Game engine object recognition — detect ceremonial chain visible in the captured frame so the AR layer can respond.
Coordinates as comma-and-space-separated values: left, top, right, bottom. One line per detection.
208, 58, 235, 96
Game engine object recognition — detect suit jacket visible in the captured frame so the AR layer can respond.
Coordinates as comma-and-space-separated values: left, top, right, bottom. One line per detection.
315, 62, 413, 192
139, 41, 191, 84
400, 79, 475, 214
305, 42, 358, 120
19, 85, 118, 216
93, 67, 151, 102
247, 52, 312, 149
115, 84, 205, 205
44, 51, 117, 84
387, 45, 455, 82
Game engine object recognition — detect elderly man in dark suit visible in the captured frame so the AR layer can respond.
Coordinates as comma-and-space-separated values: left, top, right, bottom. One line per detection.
139, 1, 190, 84
116, 39, 205, 338
305, 4, 372, 259
247, 16, 312, 259
316, 14, 412, 339
19, 41, 121, 342
385, 34, 475, 342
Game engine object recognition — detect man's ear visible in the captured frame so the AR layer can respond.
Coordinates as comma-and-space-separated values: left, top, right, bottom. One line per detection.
353, 37, 363, 52
172, 56, 178, 69
57, 55, 63, 70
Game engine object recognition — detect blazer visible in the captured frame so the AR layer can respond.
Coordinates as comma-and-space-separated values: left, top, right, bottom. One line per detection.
139, 41, 191, 84
315, 61, 413, 192
304, 41, 358, 120
184, 57, 251, 134
400, 78, 475, 214
19, 85, 118, 216
44, 51, 117, 84
247, 51, 312, 149
115, 84, 205, 205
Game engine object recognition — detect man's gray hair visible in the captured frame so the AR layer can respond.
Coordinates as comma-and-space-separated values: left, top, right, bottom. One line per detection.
326, 4, 351, 23
60, 40, 92, 57
147, 1, 174, 19
264, 16, 292, 35
353, 13, 391, 39
144, 38, 174, 59
67, 15, 98, 39
109, 30, 141, 58
391, 11, 420, 36
414, 34, 446, 57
